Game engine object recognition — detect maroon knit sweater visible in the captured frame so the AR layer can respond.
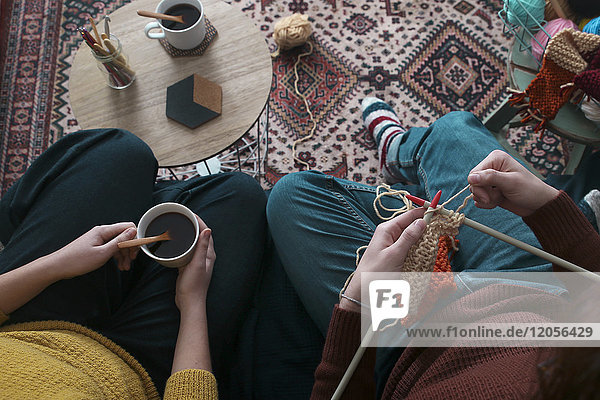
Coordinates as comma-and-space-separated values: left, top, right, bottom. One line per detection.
311, 191, 600, 399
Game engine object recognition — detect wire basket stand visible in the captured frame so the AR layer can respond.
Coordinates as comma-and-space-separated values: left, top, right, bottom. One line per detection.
497, 0, 600, 121
498, 0, 551, 68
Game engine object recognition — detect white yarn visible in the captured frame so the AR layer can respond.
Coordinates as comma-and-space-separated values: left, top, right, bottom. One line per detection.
584, 190, 600, 229
580, 98, 600, 123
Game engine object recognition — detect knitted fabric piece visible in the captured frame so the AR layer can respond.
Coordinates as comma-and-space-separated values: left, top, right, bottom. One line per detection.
545, 29, 600, 74
402, 213, 462, 274
574, 47, 600, 101
401, 235, 458, 327
510, 58, 576, 124
0, 320, 159, 399
164, 369, 218, 400
399, 213, 462, 327
509, 29, 600, 132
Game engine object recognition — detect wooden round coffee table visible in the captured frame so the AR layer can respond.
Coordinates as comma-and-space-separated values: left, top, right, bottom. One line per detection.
70, 0, 272, 167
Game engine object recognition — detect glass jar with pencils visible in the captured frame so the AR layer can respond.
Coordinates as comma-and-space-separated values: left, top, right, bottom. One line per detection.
89, 34, 136, 89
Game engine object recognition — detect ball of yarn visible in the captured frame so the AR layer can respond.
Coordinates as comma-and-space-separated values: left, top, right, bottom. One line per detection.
273, 14, 312, 52
504, 0, 546, 29
545, 0, 577, 22
581, 98, 600, 123
579, 18, 592, 31
531, 18, 578, 62
583, 16, 600, 35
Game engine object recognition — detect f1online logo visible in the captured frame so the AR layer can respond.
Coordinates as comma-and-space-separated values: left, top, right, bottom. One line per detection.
369, 280, 411, 330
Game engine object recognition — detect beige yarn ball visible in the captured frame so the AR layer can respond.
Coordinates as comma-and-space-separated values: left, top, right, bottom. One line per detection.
545, 0, 577, 22
273, 13, 312, 51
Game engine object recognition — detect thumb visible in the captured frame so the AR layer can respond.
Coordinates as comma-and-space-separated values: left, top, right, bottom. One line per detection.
468, 169, 509, 188
97, 222, 136, 243
107, 227, 137, 250
388, 219, 426, 265
186, 228, 211, 269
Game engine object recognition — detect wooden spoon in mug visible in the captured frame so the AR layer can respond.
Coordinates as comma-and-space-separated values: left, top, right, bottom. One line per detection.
118, 231, 171, 249
137, 10, 184, 24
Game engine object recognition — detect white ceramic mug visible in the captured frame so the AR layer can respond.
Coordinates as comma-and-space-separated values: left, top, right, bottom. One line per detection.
144, 0, 206, 50
137, 202, 200, 268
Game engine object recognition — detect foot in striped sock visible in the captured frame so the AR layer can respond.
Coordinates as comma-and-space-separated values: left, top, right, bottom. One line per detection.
361, 97, 406, 183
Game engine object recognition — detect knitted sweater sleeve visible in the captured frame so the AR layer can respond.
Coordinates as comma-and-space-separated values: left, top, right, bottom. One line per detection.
311, 304, 376, 400
163, 369, 218, 400
523, 190, 600, 272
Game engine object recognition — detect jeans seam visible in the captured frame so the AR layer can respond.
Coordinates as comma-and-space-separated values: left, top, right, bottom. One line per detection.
416, 153, 430, 199
340, 183, 378, 193
327, 178, 375, 233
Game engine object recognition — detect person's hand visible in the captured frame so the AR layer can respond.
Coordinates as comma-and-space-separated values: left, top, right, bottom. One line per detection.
340, 208, 426, 312
467, 150, 559, 217
53, 222, 138, 280
175, 215, 216, 313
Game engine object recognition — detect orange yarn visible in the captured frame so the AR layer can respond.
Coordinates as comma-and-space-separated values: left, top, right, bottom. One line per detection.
509, 58, 576, 134
401, 236, 457, 327
508, 29, 600, 135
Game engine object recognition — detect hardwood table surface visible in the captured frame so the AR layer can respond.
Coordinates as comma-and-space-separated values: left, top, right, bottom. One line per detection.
70, 0, 272, 166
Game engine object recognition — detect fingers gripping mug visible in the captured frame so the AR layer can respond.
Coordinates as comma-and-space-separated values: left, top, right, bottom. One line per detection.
144, 0, 206, 50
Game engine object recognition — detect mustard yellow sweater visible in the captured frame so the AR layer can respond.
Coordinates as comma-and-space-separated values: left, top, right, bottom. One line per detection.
0, 311, 218, 399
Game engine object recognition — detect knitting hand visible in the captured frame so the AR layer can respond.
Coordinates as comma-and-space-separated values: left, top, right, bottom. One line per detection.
53, 222, 138, 279
175, 215, 215, 312
340, 208, 426, 313
468, 150, 559, 217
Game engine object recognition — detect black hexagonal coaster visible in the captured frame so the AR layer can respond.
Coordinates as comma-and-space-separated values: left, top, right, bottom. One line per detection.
166, 74, 222, 128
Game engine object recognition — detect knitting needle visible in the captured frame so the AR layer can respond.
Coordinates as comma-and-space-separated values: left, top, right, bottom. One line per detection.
423, 190, 442, 224
405, 193, 600, 281
88, 16, 102, 47
331, 325, 376, 400
80, 28, 97, 46
104, 15, 111, 37
103, 37, 127, 65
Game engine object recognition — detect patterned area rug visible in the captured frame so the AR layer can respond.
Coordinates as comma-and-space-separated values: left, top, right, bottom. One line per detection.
0, 0, 572, 195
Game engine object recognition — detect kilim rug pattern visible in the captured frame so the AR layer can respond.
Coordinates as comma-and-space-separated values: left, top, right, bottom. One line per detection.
1, 0, 573, 195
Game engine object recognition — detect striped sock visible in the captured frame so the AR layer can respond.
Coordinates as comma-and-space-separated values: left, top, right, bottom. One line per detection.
361, 97, 406, 183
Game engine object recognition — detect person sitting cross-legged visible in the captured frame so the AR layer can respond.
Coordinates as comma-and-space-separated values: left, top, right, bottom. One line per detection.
266, 98, 600, 399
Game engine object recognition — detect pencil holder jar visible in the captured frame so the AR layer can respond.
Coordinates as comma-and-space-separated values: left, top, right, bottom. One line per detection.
91, 34, 136, 89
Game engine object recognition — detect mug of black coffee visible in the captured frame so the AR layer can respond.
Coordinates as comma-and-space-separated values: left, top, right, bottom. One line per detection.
137, 202, 200, 268
144, 0, 206, 50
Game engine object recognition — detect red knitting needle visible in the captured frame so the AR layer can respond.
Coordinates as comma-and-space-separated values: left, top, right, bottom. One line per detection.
431, 190, 442, 208
422, 190, 441, 224
405, 193, 426, 207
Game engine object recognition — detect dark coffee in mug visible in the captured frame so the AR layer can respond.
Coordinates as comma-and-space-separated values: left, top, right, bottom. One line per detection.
161, 4, 201, 30
145, 212, 196, 258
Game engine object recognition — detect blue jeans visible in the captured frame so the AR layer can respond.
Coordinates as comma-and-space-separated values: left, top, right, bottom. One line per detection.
267, 111, 596, 335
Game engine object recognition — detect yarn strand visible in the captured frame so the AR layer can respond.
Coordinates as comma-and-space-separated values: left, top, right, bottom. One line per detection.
290, 41, 317, 170
270, 14, 316, 170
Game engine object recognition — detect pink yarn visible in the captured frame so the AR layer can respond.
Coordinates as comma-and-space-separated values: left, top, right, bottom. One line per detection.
531, 18, 579, 62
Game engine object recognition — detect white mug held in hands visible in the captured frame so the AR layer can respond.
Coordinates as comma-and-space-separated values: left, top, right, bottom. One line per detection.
137, 202, 200, 268
144, 0, 206, 50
